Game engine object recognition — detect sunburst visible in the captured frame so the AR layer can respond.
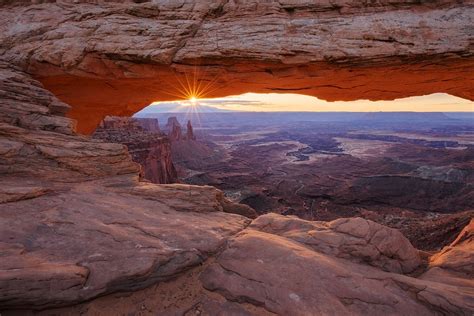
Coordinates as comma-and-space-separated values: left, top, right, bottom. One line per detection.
162, 66, 222, 102
156, 66, 223, 129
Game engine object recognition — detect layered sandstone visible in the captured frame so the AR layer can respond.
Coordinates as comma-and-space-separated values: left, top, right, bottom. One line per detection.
7, 214, 473, 314
0, 65, 473, 314
93, 116, 178, 184
165, 116, 183, 141
0, 0, 472, 133
0, 1, 473, 314
200, 215, 474, 315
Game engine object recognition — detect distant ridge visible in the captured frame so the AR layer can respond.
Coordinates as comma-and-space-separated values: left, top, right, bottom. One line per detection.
362, 112, 452, 121
134, 102, 233, 116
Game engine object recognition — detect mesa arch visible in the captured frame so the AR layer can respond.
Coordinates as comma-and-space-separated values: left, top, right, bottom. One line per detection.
1, 1, 474, 314
0, 0, 472, 133
40, 58, 474, 134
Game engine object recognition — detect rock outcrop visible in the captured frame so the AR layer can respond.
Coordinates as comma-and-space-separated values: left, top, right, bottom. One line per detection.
165, 116, 182, 141
0, 176, 252, 309
0, 64, 256, 310
250, 214, 421, 273
93, 116, 178, 184
8, 214, 472, 315
422, 219, 474, 288
0, 1, 473, 314
186, 120, 196, 141
200, 215, 474, 315
0, 1, 472, 133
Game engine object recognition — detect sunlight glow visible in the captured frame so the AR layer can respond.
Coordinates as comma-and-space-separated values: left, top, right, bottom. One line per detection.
147, 67, 472, 113
149, 67, 227, 128
144, 93, 473, 113
159, 67, 221, 102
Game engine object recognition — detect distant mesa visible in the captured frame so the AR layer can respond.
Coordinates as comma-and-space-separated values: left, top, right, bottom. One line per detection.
99, 116, 161, 133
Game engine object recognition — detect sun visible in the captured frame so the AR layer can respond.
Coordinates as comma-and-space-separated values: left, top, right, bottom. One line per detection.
161, 66, 222, 105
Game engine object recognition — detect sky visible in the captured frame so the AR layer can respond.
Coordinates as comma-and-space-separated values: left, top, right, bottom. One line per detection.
138, 93, 474, 114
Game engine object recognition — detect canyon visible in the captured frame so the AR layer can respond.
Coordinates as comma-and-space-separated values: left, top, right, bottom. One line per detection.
92, 116, 178, 184
139, 112, 474, 251
0, 0, 473, 315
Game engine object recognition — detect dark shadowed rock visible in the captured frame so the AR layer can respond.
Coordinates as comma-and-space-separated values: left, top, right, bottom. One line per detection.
186, 120, 196, 141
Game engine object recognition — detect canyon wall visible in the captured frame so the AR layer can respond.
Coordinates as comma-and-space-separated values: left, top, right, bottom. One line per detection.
1, 63, 472, 314
0, 1, 473, 314
93, 116, 178, 184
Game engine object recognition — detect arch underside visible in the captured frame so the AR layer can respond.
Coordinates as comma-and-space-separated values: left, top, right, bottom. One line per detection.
1, 2, 474, 313
0, 1, 471, 134
36, 55, 473, 134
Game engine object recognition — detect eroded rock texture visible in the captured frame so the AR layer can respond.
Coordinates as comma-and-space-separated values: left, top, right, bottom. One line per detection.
0, 66, 472, 313
0, 0, 472, 132
0, 1, 473, 314
93, 116, 178, 184
0, 65, 255, 309
201, 215, 474, 315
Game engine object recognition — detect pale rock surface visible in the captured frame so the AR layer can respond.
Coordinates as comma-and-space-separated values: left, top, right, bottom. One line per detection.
0, 1, 473, 314
201, 214, 474, 315
250, 213, 421, 273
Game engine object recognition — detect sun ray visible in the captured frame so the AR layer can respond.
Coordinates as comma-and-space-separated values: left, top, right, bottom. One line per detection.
152, 64, 224, 128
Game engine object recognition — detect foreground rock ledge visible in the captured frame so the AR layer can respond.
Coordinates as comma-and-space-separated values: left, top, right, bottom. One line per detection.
0, 175, 252, 309
201, 215, 474, 315
0, 2, 473, 314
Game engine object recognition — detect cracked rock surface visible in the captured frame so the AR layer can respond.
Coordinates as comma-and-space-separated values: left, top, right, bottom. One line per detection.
0, 175, 251, 309
0, 65, 252, 309
249, 213, 421, 273
0, 2, 473, 314
201, 215, 474, 315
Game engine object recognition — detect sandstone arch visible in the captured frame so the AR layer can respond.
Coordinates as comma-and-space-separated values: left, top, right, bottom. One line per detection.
1, 2, 474, 313
0, 0, 472, 133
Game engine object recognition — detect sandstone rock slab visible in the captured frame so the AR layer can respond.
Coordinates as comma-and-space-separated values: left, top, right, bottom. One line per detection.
0, 176, 250, 309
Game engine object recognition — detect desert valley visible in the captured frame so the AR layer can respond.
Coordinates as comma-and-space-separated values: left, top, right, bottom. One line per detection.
99, 111, 474, 252
0, 0, 473, 315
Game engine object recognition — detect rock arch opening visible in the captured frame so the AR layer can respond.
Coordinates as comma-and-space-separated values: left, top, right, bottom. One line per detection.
2, 1, 474, 313
89, 90, 474, 232
36, 59, 474, 134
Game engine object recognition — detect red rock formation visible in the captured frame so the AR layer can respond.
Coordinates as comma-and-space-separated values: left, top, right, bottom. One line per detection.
93, 116, 177, 184
135, 118, 160, 133
0, 65, 256, 310
186, 120, 196, 141
0, 1, 473, 314
165, 116, 182, 141
0, 1, 472, 133
0, 64, 473, 316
